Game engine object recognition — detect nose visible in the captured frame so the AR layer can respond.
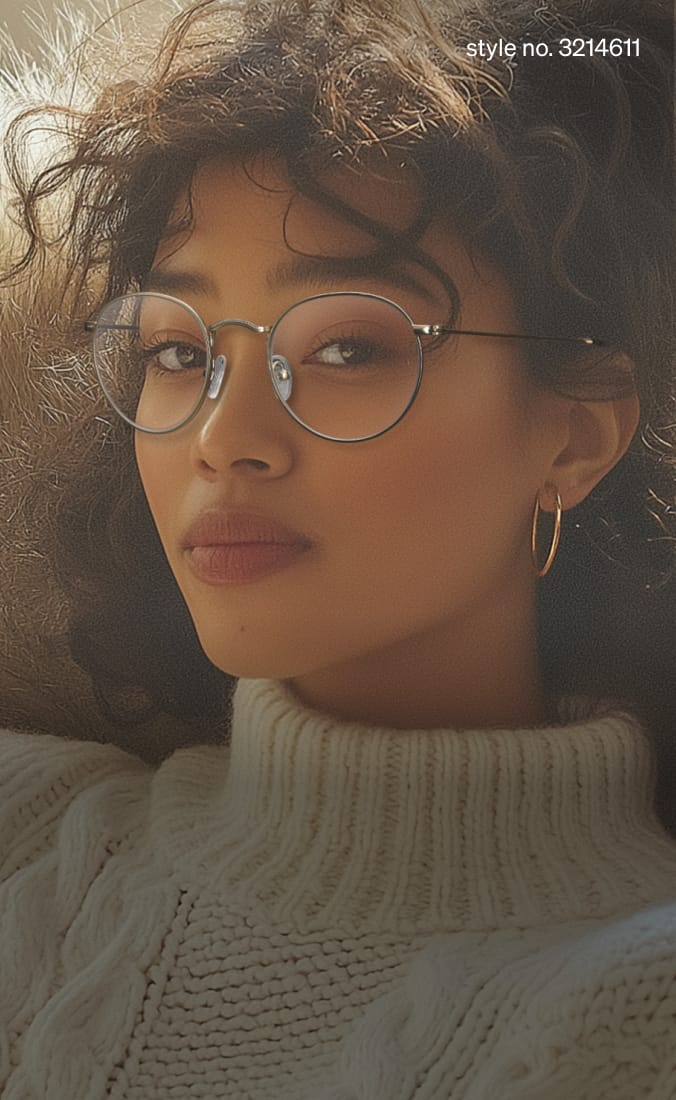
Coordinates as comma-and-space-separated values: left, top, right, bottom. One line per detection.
203, 316, 287, 406
202, 324, 278, 420
190, 326, 293, 472
207, 351, 293, 403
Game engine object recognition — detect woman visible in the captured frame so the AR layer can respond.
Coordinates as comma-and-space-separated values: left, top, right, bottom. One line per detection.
1, 0, 674, 1097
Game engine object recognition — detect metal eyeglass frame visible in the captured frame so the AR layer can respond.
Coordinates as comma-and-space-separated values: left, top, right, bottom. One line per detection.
84, 290, 604, 444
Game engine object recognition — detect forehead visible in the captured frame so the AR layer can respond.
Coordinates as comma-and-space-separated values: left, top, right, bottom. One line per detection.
152, 154, 516, 321
156, 153, 422, 259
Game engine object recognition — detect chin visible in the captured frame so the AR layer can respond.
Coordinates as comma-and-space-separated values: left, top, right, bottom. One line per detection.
198, 642, 311, 683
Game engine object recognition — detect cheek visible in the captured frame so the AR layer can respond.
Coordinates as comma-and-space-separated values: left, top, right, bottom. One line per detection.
390, 375, 529, 508
134, 437, 183, 543
340, 375, 535, 591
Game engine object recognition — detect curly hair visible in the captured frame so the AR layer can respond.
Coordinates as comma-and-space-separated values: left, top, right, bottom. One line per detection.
2, 0, 675, 821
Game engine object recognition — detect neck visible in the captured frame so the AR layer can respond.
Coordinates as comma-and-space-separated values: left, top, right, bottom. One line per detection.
158, 678, 676, 932
289, 576, 547, 730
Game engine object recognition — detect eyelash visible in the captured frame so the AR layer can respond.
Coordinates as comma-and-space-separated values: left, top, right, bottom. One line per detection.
304, 332, 389, 368
139, 340, 207, 374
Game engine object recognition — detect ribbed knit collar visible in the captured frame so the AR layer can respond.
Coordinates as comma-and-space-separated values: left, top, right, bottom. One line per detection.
156, 678, 676, 934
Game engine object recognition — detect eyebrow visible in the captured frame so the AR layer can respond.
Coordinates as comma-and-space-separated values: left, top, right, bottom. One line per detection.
142, 254, 437, 303
142, 268, 217, 296
265, 254, 436, 300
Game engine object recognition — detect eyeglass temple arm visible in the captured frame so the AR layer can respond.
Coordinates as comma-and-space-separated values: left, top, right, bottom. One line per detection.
84, 321, 137, 332
414, 325, 604, 346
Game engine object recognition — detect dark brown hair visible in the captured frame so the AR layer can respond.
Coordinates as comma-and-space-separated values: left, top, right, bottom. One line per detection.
3, 0, 675, 825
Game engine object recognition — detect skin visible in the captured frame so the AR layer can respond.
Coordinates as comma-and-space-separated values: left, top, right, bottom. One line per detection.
135, 155, 639, 730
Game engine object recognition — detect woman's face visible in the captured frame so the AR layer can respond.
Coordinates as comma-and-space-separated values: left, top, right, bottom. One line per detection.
135, 156, 572, 728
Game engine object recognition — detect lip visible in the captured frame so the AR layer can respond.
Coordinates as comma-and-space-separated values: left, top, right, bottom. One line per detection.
183, 509, 313, 550
182, 509, 314, 587
186, 542, 311, 586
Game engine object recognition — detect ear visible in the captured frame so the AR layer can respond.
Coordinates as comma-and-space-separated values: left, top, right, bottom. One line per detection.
544, 386, 640, 512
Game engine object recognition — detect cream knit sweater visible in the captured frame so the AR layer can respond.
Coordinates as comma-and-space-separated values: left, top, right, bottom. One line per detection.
1, 677, 675, 1099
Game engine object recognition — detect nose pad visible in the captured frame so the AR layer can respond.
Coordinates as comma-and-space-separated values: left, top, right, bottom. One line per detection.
208, 354, 226, 399
271, 354, 293, 401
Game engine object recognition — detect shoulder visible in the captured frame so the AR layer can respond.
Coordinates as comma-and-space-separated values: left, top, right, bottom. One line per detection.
486, 906, 676, 1096
0, 728, 151, 876
0, 727, 230, 879
342, 909, 676, 1099
493, 907, 676, 1093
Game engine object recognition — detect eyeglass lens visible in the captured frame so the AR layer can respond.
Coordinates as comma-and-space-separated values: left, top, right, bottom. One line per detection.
92, 293, 422, 440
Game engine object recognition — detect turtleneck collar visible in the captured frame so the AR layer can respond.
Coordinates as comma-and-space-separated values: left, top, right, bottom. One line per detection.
155, 677, 676, 934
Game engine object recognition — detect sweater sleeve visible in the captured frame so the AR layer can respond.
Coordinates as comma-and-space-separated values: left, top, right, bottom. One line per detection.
313, 906, 676, 1100
0, 729, 151, 1090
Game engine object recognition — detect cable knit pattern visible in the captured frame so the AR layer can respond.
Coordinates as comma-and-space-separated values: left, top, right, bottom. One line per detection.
1, 677, 675, 1099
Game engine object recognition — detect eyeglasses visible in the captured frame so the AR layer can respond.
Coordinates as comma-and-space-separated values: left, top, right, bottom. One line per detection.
84, 291, 602, 443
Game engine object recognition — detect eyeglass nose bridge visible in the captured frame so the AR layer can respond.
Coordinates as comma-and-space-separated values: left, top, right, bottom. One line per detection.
209, 317, 268, 337
205, 316, 271, 402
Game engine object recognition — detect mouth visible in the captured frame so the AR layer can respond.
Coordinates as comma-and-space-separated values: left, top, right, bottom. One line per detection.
182, 509, 313, 552
181, 508, 314, 585
185, 540, 312, 586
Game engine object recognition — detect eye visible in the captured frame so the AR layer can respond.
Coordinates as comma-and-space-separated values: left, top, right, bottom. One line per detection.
140, 340, 207, 375
312, 339, 379, 366
305, 330, 390, 369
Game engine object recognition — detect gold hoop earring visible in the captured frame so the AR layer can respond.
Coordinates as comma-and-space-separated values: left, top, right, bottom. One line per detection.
531, 486, 562, 577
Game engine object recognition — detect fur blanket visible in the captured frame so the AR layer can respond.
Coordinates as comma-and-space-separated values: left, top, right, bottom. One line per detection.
0, 1, 223, 758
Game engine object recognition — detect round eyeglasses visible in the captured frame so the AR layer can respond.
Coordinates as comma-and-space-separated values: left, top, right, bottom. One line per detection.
84, 291, 602, 444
